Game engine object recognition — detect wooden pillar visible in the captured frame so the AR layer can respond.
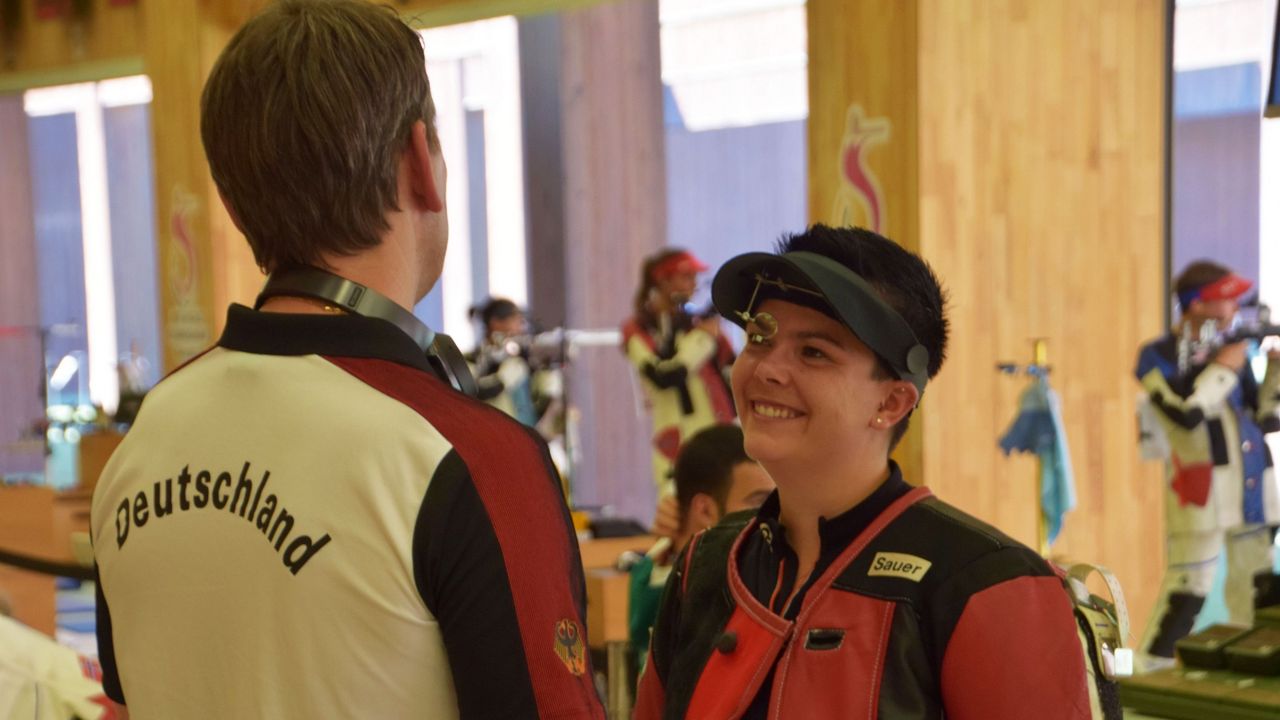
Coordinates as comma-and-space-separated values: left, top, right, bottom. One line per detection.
0, 0, 143, 90
808, 0, 923, 482
142, 2, 217, 366
559, 0, 666, 514
807, 0, 1169, 637
144, 0, 215, 369
143, 1, 263, 371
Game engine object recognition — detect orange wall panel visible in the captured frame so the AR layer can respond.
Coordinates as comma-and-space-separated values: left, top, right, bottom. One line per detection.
807, 0, 1168, 638
916, 0, 1167, 636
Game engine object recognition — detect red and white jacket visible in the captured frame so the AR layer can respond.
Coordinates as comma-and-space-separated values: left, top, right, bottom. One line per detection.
636, 481, 1093, 719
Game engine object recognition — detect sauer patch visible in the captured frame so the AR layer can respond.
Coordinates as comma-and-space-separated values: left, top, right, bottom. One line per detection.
868, 552, 932, 582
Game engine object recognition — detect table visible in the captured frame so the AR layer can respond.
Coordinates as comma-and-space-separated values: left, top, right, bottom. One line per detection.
579, 534, 655, 719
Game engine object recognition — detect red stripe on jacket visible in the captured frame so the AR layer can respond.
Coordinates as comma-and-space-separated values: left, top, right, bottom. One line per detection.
633, 648, 666, 720
940, 575, 1091, 719
327, 357, 603, 719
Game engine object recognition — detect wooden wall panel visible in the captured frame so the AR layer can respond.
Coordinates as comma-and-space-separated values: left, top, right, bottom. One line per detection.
399, 0, 607, 28
807, 1, 918, 242
0, 0, 142, 90
916, 0, 1168, 635
143, 1, 260, 369
807, 0, 924, 481
0, 487, 56, 635
197, 0, 611, 31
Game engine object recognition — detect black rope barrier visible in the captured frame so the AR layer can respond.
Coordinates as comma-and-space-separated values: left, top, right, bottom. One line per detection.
0, 546, 93, 581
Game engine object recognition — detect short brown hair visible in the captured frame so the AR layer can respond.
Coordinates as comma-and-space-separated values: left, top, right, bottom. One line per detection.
201, 0, 438, 271
674, 424, 751, 517
1174, 260, 1232, 298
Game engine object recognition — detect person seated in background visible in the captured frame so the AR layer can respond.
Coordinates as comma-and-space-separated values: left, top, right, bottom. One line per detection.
627, 424, 774, 672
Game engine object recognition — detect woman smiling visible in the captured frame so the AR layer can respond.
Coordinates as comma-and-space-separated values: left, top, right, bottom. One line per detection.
635, 225, 1097, 720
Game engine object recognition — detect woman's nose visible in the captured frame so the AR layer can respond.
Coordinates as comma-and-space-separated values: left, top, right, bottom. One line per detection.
753, 348, 789, 385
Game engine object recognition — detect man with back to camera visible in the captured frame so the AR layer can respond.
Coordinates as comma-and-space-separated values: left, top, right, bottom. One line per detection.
635, 225, 1097, 719
90, 2, 604, 718
1134, 260, 1280, 671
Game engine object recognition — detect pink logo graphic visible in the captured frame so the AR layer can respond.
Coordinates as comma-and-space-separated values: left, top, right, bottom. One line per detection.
834, 104, 891, 233
169, 187, 199, 298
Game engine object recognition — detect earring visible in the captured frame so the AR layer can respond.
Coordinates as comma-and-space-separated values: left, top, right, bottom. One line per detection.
874, 417, 884, 426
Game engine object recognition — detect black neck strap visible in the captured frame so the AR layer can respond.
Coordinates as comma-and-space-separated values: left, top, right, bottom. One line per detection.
256, 266, 435, 351
255, 266, 477, 397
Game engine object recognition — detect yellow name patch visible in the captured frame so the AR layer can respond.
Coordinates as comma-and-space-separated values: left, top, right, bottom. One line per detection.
867, 552, 932, 582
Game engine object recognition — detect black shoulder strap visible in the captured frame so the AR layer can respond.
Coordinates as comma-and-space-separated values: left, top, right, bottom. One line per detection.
659, 511, 755, 718
679, 510, 755, 594
256, 266, 477, 396
257, 266, 433, 349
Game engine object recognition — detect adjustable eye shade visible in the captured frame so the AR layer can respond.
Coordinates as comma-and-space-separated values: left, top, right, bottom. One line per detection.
711, 251, 930, 394
1176, 272, 1253, 309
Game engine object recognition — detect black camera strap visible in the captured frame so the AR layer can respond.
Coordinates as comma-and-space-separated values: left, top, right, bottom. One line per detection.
255, 266, 477, 397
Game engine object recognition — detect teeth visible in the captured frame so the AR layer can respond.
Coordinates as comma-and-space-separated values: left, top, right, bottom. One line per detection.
754, 402, 798, 419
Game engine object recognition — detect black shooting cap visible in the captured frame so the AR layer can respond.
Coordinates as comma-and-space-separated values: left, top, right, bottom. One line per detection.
711, 251, 931, 394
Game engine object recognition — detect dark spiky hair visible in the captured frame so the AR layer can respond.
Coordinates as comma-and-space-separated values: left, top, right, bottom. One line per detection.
776, 225, 950, 448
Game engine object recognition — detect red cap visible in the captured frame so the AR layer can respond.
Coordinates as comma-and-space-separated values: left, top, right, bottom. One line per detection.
1197, 273, 1253, 301
650, 250, 709, 281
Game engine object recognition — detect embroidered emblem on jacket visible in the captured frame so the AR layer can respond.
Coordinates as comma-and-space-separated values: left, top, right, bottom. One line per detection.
554, 619, 587, 675
868, 552, 932, 581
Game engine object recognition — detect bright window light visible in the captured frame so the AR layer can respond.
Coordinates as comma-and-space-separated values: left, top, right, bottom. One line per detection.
98, 75, 153, 108
24, 80, 125, 413
48, 355, 79, 391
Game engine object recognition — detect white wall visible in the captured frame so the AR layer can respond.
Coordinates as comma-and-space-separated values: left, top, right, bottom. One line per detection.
1175, 0, 1279, 309
420, 18, 525, 350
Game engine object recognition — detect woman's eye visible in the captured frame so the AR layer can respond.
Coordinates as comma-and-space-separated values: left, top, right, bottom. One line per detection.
801, 346, 827, 360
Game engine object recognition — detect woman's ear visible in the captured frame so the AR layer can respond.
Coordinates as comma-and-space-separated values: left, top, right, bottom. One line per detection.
874, 382, 920, 429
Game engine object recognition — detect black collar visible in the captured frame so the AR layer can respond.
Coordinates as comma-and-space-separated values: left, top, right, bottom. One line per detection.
217, 304, 436, 375
756, 461, 911, 556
